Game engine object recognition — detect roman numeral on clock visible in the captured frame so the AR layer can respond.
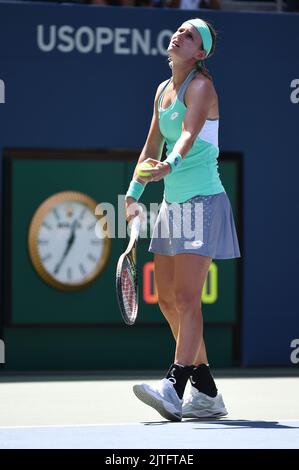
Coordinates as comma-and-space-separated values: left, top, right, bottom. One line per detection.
87, 253, 96, 262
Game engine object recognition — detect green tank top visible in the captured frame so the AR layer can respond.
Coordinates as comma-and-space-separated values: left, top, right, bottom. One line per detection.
159, 69, 225, 203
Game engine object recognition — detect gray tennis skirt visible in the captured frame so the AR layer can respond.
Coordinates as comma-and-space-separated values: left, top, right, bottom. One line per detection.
149, 192, 240, 259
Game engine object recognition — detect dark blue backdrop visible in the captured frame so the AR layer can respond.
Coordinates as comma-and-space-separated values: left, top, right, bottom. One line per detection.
0, 2, 298, 366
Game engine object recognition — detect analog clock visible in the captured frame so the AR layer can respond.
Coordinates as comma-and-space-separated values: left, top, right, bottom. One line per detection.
28, 191, 111, 291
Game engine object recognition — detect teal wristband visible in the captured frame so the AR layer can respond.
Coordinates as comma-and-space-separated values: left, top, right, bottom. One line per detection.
125, 179, 145, 201
165, 151, 183, 173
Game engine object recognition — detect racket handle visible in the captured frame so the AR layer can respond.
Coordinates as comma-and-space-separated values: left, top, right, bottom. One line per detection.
130, 215, 141, 240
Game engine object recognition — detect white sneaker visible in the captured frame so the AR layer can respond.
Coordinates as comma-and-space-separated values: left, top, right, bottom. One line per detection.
133, 378, 182, 422
182, 387, 228, 418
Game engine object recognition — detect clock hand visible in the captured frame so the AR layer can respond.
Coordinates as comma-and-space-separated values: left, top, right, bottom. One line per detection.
54, 219, 77, 275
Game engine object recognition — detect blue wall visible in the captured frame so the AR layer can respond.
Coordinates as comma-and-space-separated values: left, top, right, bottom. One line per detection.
0, 2, 299, 366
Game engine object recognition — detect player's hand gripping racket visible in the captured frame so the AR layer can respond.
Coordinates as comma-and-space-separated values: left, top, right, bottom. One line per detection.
116, 211, 142, 325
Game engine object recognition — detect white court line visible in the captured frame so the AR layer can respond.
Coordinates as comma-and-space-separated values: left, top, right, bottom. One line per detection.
0, 418, 298, 430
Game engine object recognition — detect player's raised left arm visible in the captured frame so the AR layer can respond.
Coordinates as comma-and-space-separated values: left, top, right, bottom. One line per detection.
144, 78, 215, 181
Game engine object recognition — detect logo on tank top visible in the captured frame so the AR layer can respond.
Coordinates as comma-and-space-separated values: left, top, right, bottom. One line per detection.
170, 112, 179, 120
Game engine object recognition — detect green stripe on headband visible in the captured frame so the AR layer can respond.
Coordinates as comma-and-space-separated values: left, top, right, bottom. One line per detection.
186, 18, 212, 58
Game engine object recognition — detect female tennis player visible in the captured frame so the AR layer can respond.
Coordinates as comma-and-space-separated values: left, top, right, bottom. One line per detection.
125, 18, 240, 421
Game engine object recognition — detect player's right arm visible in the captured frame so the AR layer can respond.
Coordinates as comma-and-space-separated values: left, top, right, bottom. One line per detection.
125, 81, 167, 220
133, 80, 167, 176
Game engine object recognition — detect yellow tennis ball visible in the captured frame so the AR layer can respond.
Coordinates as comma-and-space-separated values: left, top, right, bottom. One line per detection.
137, 162, 155, 177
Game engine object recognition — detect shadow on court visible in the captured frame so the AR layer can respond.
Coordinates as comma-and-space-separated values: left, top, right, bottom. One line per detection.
142, 419, 299, 430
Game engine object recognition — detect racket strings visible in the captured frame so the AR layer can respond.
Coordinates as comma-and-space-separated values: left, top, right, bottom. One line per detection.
121, 259, 137, 321
116, 239, 139, 326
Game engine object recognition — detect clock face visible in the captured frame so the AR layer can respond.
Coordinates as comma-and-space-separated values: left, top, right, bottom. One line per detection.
28, 192, 111, 290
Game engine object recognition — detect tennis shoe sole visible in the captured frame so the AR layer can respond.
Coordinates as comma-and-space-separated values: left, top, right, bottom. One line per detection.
133, 384, 182, 422
182, 409, 228, 418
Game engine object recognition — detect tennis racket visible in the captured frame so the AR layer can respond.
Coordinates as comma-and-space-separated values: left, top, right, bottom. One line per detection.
116, 214, 141, 326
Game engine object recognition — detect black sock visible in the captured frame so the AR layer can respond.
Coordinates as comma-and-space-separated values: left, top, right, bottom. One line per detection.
190, 364, 218, 398
165, 363, 194, 399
